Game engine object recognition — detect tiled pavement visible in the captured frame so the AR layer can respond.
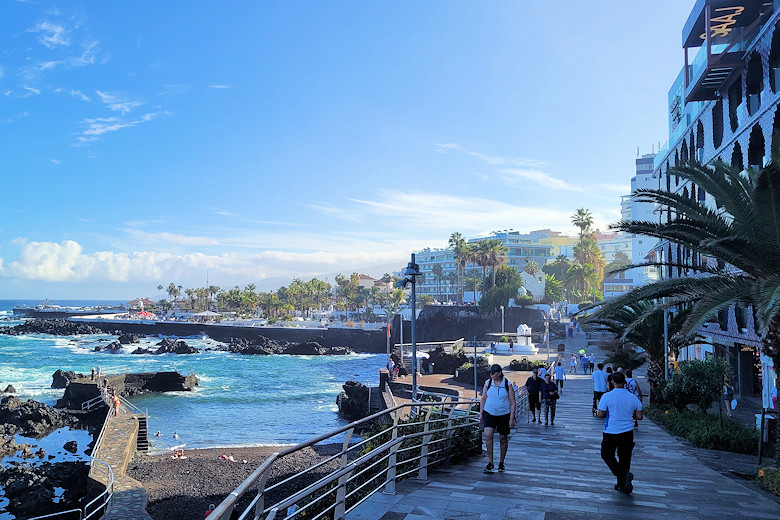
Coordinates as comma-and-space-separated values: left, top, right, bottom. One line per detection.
347, 339, 780, 520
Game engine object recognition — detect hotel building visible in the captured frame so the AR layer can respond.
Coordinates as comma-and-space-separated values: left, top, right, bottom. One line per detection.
650, 0, 778, 407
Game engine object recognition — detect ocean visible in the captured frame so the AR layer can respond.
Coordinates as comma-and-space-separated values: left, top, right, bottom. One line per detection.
0, 300, 384, 452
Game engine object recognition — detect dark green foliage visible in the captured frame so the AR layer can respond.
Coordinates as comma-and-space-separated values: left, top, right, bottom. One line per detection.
646, 404, 760, 455
656, 358, 731, 414
603, 347, 645, 370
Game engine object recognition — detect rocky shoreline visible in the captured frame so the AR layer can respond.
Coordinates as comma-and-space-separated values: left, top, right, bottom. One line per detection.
127, 444, 342, 520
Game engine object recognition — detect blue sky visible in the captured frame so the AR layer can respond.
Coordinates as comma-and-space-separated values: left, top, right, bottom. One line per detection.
1, 1, 695, 299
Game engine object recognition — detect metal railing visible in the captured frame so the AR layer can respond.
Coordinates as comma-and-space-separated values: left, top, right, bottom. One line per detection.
208, 396, 481, 520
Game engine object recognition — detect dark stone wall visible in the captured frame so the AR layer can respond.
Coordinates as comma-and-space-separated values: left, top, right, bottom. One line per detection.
393, 305, 546, 344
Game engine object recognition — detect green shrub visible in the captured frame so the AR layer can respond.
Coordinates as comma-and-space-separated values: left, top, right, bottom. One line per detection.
658, 358, 731, 413
646, 404, 759, 454
757, 467, 780, 496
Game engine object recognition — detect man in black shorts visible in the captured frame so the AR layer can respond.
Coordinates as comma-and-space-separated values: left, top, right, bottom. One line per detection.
525, 368, 543, 423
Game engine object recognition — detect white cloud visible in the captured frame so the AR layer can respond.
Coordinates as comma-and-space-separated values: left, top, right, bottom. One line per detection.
77, 112, 160, 143
96, 91, 142, 114
499, 168, 584, 192
435, 143, 546, 168
31, 22, 70, 48
208, 84, 231, 89
37, 41, 99, 72
123, 229, 220, 246
70, 90, 90, 101
50, 159, 61, 165
305, 203, 364, 223
0, 239, 406, 284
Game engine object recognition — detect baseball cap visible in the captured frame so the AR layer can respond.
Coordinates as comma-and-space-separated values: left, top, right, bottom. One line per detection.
489, 364, 502, 373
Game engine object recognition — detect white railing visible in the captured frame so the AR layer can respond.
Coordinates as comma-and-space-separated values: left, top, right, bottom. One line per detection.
208, 396, 481, 520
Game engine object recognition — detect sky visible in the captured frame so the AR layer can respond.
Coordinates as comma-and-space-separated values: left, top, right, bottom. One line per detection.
1, 0, 696, 299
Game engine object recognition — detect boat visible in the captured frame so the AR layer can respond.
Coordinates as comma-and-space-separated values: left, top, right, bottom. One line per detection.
12, 300, 126, 318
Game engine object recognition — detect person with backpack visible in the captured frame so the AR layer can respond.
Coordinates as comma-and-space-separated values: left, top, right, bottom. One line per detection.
479, 364, 516, 473
624, 369, 643, 427
525, 368, 543, 423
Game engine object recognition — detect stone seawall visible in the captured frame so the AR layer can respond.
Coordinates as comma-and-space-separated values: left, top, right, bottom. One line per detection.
71, 319, 387, 353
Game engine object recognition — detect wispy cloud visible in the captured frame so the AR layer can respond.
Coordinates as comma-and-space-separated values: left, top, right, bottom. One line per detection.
30, 21, 70, 48
96, 90, 142, 114
208, 84, 231, 89
123, 229, 220, 246
305, 203, 364, 223
77, 112, 161, 143
70, 90, 90, 101
499, 168, 584, 192
37, 41, 99, 72
435, 143, 546, 168
50, 159, 62, 165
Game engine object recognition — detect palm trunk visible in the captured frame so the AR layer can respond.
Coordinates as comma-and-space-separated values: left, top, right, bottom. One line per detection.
646, 358, 664, 401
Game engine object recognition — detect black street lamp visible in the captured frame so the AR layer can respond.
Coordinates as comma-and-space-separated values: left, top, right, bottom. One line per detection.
398, 253, 422, 399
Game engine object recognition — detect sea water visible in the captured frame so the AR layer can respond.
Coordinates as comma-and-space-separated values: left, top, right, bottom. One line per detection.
0, 300, 384, 452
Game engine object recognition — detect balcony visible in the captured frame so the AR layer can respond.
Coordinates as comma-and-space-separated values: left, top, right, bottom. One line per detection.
682, 0, 771, 102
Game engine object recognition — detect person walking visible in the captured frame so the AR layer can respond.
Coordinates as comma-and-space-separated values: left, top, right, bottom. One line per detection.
525, 369, 543, 423
591, 363, 609, 415
570, 354, 577, 374
596, 372, 643, 495
479, 364, 516, 473
553, 362, 566, 393
606, 366, 615, 391
539, 373, 559, 426
581, 354, 589, 374
723, 381, 735, 417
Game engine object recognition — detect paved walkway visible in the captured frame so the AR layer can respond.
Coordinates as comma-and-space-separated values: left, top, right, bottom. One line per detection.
92, 413, 153, 520
348, 338, 780, 520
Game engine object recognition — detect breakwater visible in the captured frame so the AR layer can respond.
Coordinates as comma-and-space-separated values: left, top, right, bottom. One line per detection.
71, 318, 387, 353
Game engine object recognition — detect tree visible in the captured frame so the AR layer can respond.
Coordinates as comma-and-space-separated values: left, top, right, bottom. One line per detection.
605, 251, 631, 277
384, 288, 405, 318
487, 239, 509, 287
544, 273, 563, 303
523, 260, 539, 279
572, 208, 594, 244
449, 232, 467, 304
564, 264, 595, 303
167, 283, 182, 307
604, 156, 780, 464
432, 264, 444, 301
542, 255, 572, 282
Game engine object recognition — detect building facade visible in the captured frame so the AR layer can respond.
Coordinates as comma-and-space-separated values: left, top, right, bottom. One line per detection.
651, 0, 778, 407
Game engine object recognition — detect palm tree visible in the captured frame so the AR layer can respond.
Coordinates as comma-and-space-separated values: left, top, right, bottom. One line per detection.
524, 260, 540, 279
564, 264, 595, 303
604, 156, 780, 464
486, 239, 509, 288
574, 236, 606, 290
583, 301, 693, 395
449, 232, 467, 303
572, 208, 594, 244
167, 283, 182, 308
432, 264, 444, 301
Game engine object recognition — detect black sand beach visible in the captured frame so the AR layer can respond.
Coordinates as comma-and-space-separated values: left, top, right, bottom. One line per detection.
127, 444, 342, 520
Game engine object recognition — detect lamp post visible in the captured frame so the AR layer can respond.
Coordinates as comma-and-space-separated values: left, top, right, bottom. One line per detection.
399, 254, 422, 399
500, 305, 505, 335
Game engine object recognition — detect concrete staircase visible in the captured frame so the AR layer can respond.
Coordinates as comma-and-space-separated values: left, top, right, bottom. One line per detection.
136, 415, 150, 452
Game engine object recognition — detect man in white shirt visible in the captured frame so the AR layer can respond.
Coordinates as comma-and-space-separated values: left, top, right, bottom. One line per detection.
596, 372, 643, 495
591, 363, 609, 414
553, 362, 566, 393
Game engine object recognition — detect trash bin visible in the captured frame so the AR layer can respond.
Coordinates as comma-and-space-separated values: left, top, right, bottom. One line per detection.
755, 414, 777, 443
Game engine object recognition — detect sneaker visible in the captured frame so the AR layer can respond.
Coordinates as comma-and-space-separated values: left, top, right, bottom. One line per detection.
550, 421, 554, 426
531, 418, 536, 423
484, 462, 495, 473
621, 472, 634, 495
498, 463, 505, 472
544, 421, 548, 426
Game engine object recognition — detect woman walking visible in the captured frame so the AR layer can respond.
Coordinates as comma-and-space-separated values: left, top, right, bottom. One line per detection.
479, 364, 516, 473
540, 373, 559, 426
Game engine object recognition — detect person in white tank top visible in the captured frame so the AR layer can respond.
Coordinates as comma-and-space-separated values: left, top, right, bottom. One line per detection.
479, 364, 516, 473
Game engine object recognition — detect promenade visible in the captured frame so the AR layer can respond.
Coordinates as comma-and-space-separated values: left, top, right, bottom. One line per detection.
348, 337, 780, 520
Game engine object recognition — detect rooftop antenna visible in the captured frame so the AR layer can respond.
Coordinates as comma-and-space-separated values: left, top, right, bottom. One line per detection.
652, 142, 655, 154
637, 146, 640, 157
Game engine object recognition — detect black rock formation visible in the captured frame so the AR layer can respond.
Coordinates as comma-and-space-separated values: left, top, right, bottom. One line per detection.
63, 440, 78, 454
0, 318, 102, 336
0, 395, 85, 438
336, 380, 369, 420
3, 384, 16, 394
426, 346, 468, 375
223, 336, 353, 356
51, 369, 84, 389
154, 337, 199, 354
94, 341, 122, 354
118, 333, 141, 344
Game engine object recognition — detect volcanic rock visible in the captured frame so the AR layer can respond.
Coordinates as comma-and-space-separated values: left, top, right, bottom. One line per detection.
154, 337, 198, 354
3, 384, 16, 394
63, 440, 78, 453
51, 369, 84, 389
118, 333, 140, 344
0, 318, 102, 336
0, 461, 94, 519
336, 380, 369, 420
0, 395, 83, 438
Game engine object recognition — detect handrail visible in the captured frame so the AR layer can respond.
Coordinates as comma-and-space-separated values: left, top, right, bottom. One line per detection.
208, 397, 480, 520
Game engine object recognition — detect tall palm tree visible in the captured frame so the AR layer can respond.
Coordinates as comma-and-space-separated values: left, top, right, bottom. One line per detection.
604, 156, 780, 464
573, 236, 606, 290
474, 240, 493, 294
572, 208, 594, 244
486, 239, 509, 288
449, 232, 467, 304
432, 264, 444, 301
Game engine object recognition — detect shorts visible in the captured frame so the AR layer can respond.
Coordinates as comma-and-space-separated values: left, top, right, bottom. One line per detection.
528, 394, 541, 411
483, 411, 511, 436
